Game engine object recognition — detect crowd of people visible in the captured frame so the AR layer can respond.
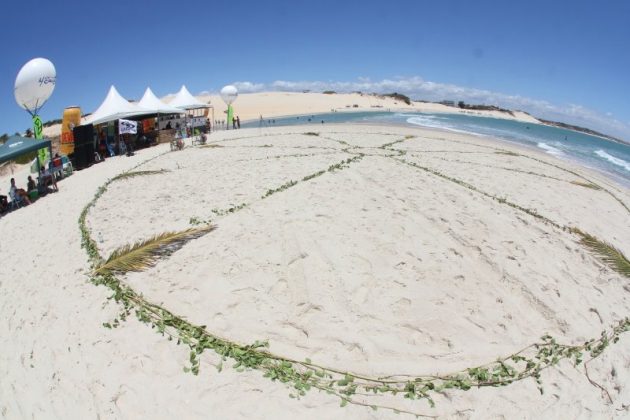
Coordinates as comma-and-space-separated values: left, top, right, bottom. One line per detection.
1, 159, 61, 214
213, 116, 241, 129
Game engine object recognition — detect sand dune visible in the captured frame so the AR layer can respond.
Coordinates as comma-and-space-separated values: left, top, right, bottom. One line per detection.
1, 124, 628, 419
42, 91, 540, 139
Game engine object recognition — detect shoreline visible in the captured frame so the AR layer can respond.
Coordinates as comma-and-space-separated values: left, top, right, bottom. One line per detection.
238, 113, 630, 190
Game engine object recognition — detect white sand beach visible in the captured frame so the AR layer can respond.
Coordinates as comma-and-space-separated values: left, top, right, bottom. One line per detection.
1, 123, 629, 419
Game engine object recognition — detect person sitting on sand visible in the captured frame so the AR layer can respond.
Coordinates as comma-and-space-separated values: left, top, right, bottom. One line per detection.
0, 194, 8, 213
39, 165, 58, 192
27, 176, 37, 193
9, 178, 31, 205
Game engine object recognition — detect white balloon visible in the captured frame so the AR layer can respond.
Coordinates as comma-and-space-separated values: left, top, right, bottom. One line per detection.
14, 57, 57, 112
220, 85, 238, 105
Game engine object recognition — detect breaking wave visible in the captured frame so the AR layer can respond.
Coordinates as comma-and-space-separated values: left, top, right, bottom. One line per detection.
537, 142, 564, 156
594, 150, 630, 172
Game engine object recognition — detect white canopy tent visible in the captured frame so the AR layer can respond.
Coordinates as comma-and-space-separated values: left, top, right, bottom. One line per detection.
83, 85, 155, 126
138, 87, 185, 114
168, 85, 208, 110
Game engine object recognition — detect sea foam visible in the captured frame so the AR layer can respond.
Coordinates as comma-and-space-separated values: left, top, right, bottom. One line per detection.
537, 142, 564, 156
594, 150, 630, 172
406, 115, 479, 135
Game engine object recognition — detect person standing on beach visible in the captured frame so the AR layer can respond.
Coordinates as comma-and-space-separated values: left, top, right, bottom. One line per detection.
232, 116, 236, 129
236, 116, 241, 129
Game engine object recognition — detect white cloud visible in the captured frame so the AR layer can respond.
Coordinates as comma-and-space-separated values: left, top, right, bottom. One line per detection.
233, 81, 265, 93
227, 76, 630, 140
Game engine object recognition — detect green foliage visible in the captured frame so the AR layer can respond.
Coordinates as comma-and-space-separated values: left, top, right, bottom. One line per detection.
189, 216, 203, 226
383, 93, 411, 105
494, 150, 520, 156
210, 202, 248, 217
14, 151, 38, 165
43, 118, 62, 127
111, 169, 169, 181
262, 155, 363, 199
262, 180, 298, 198
380, 138, 408, 149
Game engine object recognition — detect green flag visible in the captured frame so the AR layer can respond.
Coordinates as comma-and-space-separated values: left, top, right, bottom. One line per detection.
33, 115, 43, 139
227, 104, 233, 129
33, 115, 49, 165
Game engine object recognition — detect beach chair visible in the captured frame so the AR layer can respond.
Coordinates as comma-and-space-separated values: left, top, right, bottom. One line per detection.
61, 155, 73, 176
51, 158, 64, 180
119, 141, 127, 156
192, 133, 207, 146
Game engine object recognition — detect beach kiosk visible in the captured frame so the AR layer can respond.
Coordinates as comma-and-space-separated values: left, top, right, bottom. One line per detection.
74, 86, 157, 166
137, 87, 186, 145
168, 85, 212, 138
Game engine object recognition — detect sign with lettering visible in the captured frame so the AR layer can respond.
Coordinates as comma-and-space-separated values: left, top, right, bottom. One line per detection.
33, 115, 43, 139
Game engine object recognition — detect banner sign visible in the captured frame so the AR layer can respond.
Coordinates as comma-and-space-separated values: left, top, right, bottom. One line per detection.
227, 105, 233, 129
60, 106, 81, 155
158, 116, 183, 130
186, 117, 207, 127
33, 115, 48, 165
119, 119, 138, 134
142, 118, 154, 132
33, 115, 43, 139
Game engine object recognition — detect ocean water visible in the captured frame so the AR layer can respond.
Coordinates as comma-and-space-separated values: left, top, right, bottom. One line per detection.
243, 111, 630, 187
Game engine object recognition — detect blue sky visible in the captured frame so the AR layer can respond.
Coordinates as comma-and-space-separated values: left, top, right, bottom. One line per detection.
2, 0, 629, 139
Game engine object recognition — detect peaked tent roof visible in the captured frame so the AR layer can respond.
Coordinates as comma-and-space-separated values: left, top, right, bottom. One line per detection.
168, 85, 208, 110
138, 88, 185, 114
83, 85, 155, 126
0, 136, 51, 164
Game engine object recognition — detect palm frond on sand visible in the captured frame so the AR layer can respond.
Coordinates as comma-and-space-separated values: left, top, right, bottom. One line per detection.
573, 228, 630, 277
112, 169, 169, 182
95, 225, 215, 275
570, 181, 602, 190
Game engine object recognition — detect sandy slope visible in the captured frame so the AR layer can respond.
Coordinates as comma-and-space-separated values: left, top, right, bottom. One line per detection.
1, 124, 629, 419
